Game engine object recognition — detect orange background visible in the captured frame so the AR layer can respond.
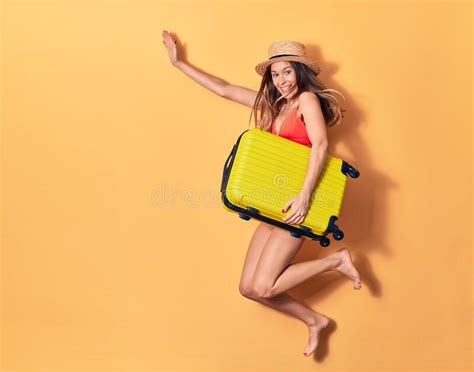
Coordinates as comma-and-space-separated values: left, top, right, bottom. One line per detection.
1, 0, 472, 371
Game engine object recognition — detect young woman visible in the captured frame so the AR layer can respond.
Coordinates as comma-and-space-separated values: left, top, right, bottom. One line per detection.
162, 31, 361, 358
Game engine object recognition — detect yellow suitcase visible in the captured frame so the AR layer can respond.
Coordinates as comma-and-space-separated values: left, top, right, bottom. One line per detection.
220, 128, 359, 247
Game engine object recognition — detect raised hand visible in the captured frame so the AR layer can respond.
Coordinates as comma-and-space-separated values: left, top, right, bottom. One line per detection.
162, 30, 179, 65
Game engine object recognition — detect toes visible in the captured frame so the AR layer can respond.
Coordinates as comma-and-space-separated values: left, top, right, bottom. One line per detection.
303, 348, 314, 357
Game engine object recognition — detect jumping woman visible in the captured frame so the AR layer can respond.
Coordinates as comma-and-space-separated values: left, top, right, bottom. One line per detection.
162, 31, 361, 357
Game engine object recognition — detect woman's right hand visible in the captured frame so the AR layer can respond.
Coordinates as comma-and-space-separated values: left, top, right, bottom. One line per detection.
162, 30, 179, 66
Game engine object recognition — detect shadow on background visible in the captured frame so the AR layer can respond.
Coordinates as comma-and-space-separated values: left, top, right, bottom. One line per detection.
173, 35, 397, 362
285, 43, 395, 362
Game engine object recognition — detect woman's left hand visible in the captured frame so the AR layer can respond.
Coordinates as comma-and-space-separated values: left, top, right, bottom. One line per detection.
281, 191, 311, 225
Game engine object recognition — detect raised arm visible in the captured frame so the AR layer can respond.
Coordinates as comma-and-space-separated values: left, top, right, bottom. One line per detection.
162, 30, 257, 108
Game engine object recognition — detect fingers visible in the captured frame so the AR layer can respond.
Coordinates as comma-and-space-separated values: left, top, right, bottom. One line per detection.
282, 209, 306, 225
285, 216, 300, 225
162, 30, 177, 45
296, 216, 305, 224
162, 30, 171, 45
281, 200, 292, 214
284, 214, 306, 225
282, 204, 307, 224
281, 196, 308, 225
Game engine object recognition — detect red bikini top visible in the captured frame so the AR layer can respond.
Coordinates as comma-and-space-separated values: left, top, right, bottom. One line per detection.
271, 107, 312, 147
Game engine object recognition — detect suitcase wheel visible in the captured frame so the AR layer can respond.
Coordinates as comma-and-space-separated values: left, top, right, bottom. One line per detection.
319, 237, 331, 247
346, 165, 359, 178
290, 231, 302, 238
332, 229, 344, 241
239, 213, 251, 221
342, 162, 360, 179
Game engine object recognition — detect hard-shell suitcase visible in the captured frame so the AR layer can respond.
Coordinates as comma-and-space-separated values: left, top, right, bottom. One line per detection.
220, 128, 359, 247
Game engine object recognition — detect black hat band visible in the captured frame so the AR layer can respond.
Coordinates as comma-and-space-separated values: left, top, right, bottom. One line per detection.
270, 54, 299, 59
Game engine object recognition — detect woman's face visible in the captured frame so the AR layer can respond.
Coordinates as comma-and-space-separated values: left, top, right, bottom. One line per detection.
270, 61, 298, 99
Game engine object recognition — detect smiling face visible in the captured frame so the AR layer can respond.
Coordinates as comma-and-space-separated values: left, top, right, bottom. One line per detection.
270, 61, 299, 99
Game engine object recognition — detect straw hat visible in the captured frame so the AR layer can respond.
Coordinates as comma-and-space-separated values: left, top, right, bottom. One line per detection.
255, 40, 320, 76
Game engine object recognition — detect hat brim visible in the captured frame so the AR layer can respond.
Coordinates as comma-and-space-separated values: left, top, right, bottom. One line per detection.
255, 56, 320, 76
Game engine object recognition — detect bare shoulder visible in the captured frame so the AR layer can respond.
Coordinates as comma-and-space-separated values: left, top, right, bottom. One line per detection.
297, 91, 321, 117
298, 91, 321, 107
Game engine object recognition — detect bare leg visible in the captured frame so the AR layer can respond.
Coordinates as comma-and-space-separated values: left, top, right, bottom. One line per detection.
252, 292, 330, 357
239, 223, 330, 356
252, 292, 326, 327
251, 228, 361, 356
270, 248, 362, 296
252, 228, 361, 299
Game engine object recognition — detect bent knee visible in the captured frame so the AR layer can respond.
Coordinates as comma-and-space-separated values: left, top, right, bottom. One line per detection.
239, 282, 275, 300
250, 281, 275, 299
239, 283, 258, 299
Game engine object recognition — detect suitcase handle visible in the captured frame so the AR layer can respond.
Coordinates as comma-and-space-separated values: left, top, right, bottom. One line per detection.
220, 144, 237, 192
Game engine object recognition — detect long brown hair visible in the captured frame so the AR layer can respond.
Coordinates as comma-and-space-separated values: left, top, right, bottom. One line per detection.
250, 61, 345, 131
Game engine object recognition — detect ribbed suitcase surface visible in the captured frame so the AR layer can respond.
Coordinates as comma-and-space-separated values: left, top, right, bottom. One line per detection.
221, 128, 359, 246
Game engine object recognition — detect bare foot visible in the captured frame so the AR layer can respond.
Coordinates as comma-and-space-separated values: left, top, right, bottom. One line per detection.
334, 248, 362, 290
303, 314, 329, 357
